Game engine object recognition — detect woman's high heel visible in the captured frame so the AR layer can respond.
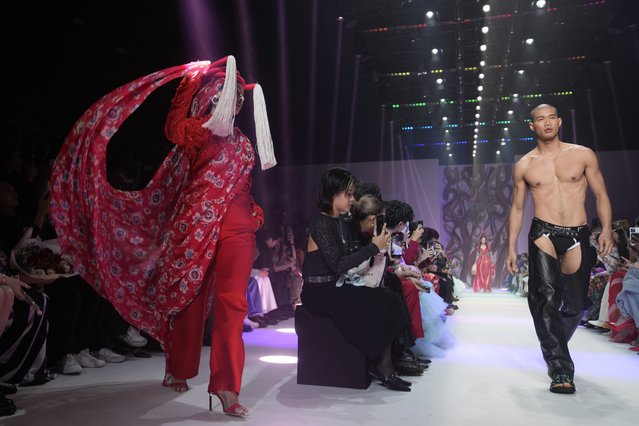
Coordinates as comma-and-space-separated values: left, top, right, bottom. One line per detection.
209, 391, 249, 417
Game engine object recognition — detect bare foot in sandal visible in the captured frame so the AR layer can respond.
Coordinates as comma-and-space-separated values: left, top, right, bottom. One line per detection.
162, 374, 189, 392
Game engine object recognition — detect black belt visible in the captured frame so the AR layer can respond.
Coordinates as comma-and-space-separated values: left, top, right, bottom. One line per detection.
303, 275, 337, 283
531, 218, 589, 239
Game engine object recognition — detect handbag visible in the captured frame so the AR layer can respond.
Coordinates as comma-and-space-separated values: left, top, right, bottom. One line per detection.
337, 252, 387, 288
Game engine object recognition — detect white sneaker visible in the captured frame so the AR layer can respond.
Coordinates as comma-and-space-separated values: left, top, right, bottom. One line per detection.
96, 348, 125, 363
118, 326, 148, 348
75, 349, 106, 368
58, 353, 83, 374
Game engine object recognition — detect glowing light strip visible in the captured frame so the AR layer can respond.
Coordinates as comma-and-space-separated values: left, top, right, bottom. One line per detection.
392, 91, 573, 108
363, 1, 606, 33
406, 137, 536, 147
383, 56, 586, 78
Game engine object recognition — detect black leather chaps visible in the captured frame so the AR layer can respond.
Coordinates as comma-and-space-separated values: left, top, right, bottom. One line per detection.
527, 218, 591, 379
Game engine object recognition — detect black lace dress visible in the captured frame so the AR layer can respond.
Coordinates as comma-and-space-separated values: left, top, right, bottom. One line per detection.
301, 214, 409, 359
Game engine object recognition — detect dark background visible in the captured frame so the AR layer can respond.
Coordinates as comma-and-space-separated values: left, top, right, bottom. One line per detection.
5, 0, 638, 171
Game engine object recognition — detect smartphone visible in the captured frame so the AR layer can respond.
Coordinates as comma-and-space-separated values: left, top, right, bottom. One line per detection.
375, 213, 386, 236
630, 227, 639, 247
390, 232, 404, 258
408, 220, 423, 235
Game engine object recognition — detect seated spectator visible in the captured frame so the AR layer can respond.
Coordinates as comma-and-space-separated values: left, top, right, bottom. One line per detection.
0, 251, 48, 418
301, 168, 411, 391
611, 232, 639, 347
0, 180, 107, 375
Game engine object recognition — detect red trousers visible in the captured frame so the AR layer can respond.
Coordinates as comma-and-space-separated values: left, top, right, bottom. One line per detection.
165, 190, 261, 394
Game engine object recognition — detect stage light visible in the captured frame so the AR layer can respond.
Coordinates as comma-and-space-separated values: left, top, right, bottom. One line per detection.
508, 110, 514, 115
445, 129, 450, 133
483, 5, 491, 13
446, 142, 450, 147
480, 60, 486, 67
503, 127, 509, 131
436, 78, 444, 84
535, 0, 546, 8
477, 96, 482, 101
478, 85, 484, 91
475, 121, 479, 125
482, 26, 489, 34
525, 38, 534, 45
432, 48, 439, 55
518, 69, 525, 75
474, 134, 478, 139
513, 93, 519, 98
440, 98, 446, 103
426, 10, 434, 19
474, 128, 479, 133
259, 355, 298, 365
475, 113, 480, 118
501, 141, 506, 145
442, 116, 448, 121
479, 73, 485, 79
476, 105, 481, 110
449, 153, 453, 157
480, 44, 487, 51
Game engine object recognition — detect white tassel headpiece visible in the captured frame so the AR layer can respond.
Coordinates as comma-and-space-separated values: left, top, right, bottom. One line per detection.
199, 55, 277, 169
252, 83, 277, 170
202, 55, 237, 137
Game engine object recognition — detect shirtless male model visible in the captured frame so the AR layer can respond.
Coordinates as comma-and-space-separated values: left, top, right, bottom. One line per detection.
505, 103, 613, 394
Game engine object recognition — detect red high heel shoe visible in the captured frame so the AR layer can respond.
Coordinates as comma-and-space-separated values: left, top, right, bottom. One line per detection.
208, 391, 248, 417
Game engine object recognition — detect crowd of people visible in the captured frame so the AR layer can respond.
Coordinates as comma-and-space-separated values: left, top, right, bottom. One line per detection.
0, 56, 461, 418
3, 53, 633, 419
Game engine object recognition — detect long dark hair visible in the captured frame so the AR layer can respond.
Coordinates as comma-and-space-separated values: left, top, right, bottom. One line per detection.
316, 167, 356, 213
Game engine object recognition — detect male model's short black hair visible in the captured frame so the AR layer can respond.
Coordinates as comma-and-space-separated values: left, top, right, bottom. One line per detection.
316, 167, 356, 213
384, 200, 414, 229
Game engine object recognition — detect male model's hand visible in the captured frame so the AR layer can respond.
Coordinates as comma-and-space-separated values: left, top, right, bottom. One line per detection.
505, 249, 518, 274
597, 229, 614, 256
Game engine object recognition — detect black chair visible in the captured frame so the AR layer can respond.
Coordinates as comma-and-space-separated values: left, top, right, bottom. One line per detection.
295, 305, 371, 389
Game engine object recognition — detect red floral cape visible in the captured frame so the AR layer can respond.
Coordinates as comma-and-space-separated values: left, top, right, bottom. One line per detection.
49, 62, 256, 344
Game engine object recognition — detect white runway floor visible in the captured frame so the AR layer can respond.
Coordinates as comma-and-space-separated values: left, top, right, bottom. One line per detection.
3, 290, 638, 426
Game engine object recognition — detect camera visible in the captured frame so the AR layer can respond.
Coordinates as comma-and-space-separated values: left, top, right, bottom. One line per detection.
390, 232, 404, 258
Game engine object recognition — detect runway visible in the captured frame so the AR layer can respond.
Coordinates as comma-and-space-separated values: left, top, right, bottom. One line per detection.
4, 290, 638, 426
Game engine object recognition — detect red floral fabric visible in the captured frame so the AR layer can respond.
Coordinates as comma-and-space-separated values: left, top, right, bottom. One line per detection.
49, 62, 257, 345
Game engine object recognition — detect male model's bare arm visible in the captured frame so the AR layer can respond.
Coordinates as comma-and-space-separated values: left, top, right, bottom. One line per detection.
506, 162, 528, 273
584, 149, 613, 255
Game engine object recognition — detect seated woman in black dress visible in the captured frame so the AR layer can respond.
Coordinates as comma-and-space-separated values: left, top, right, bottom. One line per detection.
301, 167, 411, 391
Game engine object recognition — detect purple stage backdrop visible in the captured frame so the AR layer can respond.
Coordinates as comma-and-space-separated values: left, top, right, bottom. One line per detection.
256, 150, 638, 290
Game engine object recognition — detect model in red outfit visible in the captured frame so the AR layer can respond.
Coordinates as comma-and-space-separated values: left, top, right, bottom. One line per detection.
50, 56, 275, 417
472, 235, 496, 292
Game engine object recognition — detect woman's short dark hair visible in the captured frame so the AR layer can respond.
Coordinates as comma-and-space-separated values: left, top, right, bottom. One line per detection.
422, 227, 440, 243
316, 167, 356, 213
